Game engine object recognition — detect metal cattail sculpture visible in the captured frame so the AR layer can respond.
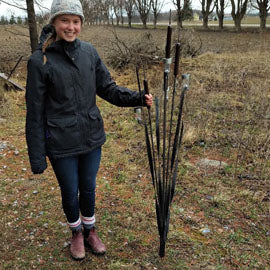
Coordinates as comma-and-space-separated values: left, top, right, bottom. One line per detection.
136, 23, 190, 257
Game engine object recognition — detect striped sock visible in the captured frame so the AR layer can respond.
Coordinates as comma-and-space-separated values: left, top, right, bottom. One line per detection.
82, 215, 95, 230
68, 217, 82, 231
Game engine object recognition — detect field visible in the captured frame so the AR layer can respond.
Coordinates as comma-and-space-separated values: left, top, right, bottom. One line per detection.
0, 24, 270, 269
182, 16, 270, 26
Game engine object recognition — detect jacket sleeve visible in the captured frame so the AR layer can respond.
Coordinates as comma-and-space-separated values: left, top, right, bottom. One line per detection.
25, 56, 48, 174
94, 50, 145, 107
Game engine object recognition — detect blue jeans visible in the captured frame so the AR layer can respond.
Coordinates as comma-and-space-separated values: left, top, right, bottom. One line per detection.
49, 147, 101, 230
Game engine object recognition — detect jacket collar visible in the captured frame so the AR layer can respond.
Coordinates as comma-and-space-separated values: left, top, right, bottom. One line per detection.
48, 38, 81, 52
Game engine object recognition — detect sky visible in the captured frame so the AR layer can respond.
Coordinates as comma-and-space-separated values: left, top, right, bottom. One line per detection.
0, 0, 203, 18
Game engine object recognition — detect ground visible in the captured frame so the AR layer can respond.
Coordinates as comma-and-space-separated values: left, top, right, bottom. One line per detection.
0, 25, 269, 269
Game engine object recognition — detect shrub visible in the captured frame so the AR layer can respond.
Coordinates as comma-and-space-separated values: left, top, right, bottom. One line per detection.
106, 30, 163, 70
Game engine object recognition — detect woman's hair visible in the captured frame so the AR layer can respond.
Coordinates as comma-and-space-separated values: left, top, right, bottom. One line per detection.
42, 28, 56, 65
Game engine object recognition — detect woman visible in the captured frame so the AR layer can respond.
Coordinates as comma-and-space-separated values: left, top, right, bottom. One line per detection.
25, 0, 152, 261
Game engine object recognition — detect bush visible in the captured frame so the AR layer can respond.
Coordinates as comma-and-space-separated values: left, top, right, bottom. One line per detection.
172, 28, 202, 58
106, 28, 202, 70
106, 30, 163, 70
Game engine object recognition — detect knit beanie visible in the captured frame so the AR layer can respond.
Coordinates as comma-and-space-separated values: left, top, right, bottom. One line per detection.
49, 0, 84, 24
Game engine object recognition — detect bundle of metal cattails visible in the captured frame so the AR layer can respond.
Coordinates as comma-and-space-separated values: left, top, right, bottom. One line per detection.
136, 24, 190, 258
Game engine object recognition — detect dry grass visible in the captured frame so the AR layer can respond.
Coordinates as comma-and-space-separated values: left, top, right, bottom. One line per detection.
0, 25, 270, 269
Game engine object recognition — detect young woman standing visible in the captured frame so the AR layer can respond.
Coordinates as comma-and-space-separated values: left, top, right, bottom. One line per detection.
25, 0, 152, 260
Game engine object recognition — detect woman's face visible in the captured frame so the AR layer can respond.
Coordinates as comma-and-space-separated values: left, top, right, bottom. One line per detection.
53, 14, 82, 42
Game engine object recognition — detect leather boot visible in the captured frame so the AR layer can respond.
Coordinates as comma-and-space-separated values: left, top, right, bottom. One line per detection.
70, 230, 85, 260
84, 227, 106, 255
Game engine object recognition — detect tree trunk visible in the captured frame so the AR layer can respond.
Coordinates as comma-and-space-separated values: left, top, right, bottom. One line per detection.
26, 0, 38, 53
143, 20, 147, 28
216, 0, 225, 30
121, 13, 124, 25
203, 16, 208, 29
153, 11, 157, 29
128, 15, 132, 28
259, 13, 267, 30
141, 15, 147, 28
218, 15, 224, 29
177, 19, 183, 28
153, 18, 157, 28
234, 17, 241, 31
176, 10, 183, 29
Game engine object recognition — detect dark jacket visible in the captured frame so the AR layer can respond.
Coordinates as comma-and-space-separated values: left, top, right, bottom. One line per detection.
26, 25, 143, 174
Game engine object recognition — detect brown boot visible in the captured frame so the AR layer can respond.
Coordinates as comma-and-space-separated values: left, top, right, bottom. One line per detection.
84, 227, 106, 255
70, 230, 85, 260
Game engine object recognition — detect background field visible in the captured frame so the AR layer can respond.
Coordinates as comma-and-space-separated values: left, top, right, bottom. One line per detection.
0, 25, 270, 269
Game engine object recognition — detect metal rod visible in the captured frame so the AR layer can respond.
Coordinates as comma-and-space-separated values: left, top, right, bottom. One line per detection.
160, 23, 173, 258
162, 24, 172, 188
155, 97, 160, 156
143, 78, 159, 198
7, 56, 23, 80
171, 74, 190, 171
170, 123, 184, 204
165, 43, 181, 196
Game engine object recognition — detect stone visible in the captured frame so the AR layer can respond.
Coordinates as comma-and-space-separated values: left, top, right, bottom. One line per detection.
200, 228, 211, 235
196, 158, 228, 169
0, 142, 7, 151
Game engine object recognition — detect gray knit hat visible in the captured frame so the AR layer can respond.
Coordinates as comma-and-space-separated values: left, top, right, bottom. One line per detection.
49, 0, 84, 24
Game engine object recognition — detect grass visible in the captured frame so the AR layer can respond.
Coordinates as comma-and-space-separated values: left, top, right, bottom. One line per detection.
1, 26, 270, 269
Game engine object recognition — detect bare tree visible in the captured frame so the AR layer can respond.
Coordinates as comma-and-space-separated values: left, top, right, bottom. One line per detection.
172, 0, 192, 28
120, 0, 124, 25
124, 0, 135, 28
81, 0, 111, 25
215, 0, 229, 29
151, 0, 164, 28
135, 0, 152, 28
250, 0, 270, 30
81, 0, 94, 24
112, 0, 120, 25
103, 0, 111, 25
112, 0, 124, 25
200, 0, 215, 29
230, 0, 248, 30
26, 0, 38, 52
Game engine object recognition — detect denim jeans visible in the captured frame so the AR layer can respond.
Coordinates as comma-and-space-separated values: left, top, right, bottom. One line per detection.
49, 147, 101, 230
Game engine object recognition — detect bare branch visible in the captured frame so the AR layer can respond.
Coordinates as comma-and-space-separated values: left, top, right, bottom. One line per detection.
0, 0, 27, 11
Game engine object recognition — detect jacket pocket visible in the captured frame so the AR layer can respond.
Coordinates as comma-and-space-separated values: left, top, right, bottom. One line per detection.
46, 116, 80, 151
88, 107, 105, 142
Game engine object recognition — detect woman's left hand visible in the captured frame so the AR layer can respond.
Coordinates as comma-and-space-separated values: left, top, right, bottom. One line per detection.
145, 94, 153, 107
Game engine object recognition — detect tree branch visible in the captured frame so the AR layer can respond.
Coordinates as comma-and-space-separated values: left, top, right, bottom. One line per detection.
0, 0, 27, 11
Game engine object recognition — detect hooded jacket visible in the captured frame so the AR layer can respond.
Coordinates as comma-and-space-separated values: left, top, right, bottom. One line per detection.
26, 25, 143, 174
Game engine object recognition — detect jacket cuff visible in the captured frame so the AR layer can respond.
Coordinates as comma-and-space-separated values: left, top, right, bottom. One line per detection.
31, 159, 47, 174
